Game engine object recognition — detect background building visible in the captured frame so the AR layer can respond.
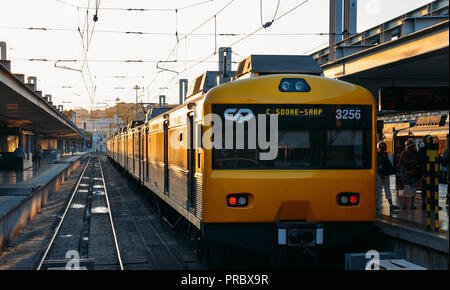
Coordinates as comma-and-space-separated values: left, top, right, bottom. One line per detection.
92, 132, 107, 152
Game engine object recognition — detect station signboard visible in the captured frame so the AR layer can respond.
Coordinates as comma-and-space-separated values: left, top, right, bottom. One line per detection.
379, 87, 449, 111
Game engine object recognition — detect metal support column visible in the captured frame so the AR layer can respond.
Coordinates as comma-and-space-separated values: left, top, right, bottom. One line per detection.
329, 0, 343, 61
179, 79, 188, 105
343, 0, 357, 38
134, 85, 140, 121
425, 136, 440, 232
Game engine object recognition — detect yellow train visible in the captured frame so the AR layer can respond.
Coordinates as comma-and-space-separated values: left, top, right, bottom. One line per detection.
383, 115, 449, 156
107, 55, 377, 258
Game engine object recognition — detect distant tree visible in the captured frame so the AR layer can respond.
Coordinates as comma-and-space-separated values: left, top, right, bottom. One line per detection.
63, 109, 74, 119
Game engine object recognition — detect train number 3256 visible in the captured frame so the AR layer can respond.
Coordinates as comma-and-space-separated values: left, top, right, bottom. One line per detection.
336, 109, 361, 120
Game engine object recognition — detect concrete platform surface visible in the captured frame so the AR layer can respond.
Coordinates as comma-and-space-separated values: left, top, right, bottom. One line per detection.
0, 153, 88, 251
0, 153, 86, 186
376, 175, 449, 254
0, 154, 87, 216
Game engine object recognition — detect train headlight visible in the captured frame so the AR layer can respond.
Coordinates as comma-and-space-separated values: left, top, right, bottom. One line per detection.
301, 230, 314, 244
295, 81, 307, 91
288, 230, 301, 244
278, 78, 311, 92
280, 80, 290, 92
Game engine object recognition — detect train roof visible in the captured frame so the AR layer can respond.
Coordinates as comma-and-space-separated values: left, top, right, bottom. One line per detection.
235, 55, 323, 79
203, 73, 374, 106
186, 71, 236, 100
126, 120, 144, 131
146, 107, 173, 121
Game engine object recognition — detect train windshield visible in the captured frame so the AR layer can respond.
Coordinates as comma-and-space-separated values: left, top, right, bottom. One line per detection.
211, 104, 372, 170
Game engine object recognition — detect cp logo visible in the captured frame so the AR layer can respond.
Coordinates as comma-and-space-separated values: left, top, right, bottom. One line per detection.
224, 108, 254, 123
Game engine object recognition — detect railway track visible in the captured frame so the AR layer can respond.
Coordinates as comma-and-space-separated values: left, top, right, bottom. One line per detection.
100, 155, 207, 270
36, 155, 123, 270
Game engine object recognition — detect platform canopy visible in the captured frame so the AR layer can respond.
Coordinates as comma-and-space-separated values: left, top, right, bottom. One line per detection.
312, 0, 449, 112
0, 64, 85, 139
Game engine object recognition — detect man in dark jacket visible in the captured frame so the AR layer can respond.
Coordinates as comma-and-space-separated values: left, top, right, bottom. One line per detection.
400, 140, 419, 209
14, 143, 25, 171
377, 141, 399, 211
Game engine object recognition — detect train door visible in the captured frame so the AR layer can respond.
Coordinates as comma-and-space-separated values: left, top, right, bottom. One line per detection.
164, 121, 169, 194
129, 133, 132, 173
122, 136, 125, 168
187, 114, 196, 213
124, 135, 128, 171
133, 131, 136, 173
139, 129, 143, 183
136, 131, 140, 177
146, 127, 149, 183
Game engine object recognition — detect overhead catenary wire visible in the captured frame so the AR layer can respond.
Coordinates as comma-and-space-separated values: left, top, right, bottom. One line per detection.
14, 58, 239, 63
0, 26, 343, 36
302, 40, 330, 55
170, 1, 312, 75
77, 0, 101, 110
145, 0, 236, 102
154, 0, 312, 100
0, 26, 344, 36
260, 0, 281, 28
40, 84, 179, 90
73, 1, 95, 107
56, 0, 215, 12
14, 0, 325, 108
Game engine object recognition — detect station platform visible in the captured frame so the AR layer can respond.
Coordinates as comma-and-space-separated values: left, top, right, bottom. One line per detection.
375, 176, 449, 269
0, 152, 88, 252
377, 176, 448, 231
0, 153, 83, 186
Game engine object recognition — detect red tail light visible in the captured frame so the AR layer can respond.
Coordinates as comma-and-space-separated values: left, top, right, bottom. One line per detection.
337, 193, 360, 206
227, 194, 248, 207
228, 196, 237, 206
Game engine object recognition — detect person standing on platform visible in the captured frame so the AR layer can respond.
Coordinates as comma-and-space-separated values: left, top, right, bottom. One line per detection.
400, 139, 420, 209
14, 143, 25, 171
34, 145, 42, 171
377, 141, 399, 211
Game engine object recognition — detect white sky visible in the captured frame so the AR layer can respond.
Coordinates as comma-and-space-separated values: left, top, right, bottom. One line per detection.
1, 0, 434, 110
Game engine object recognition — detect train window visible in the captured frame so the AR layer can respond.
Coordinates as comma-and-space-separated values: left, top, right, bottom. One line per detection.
211, 104, 372, 170
213, 128, 370, 170
325, 130, 364, 168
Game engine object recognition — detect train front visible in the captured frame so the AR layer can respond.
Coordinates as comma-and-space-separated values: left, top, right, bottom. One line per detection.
200, 74, 377, 253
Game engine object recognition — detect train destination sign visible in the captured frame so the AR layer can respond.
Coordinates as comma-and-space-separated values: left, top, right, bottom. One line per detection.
213, 104, 373, 129
379, 87, 449, 111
